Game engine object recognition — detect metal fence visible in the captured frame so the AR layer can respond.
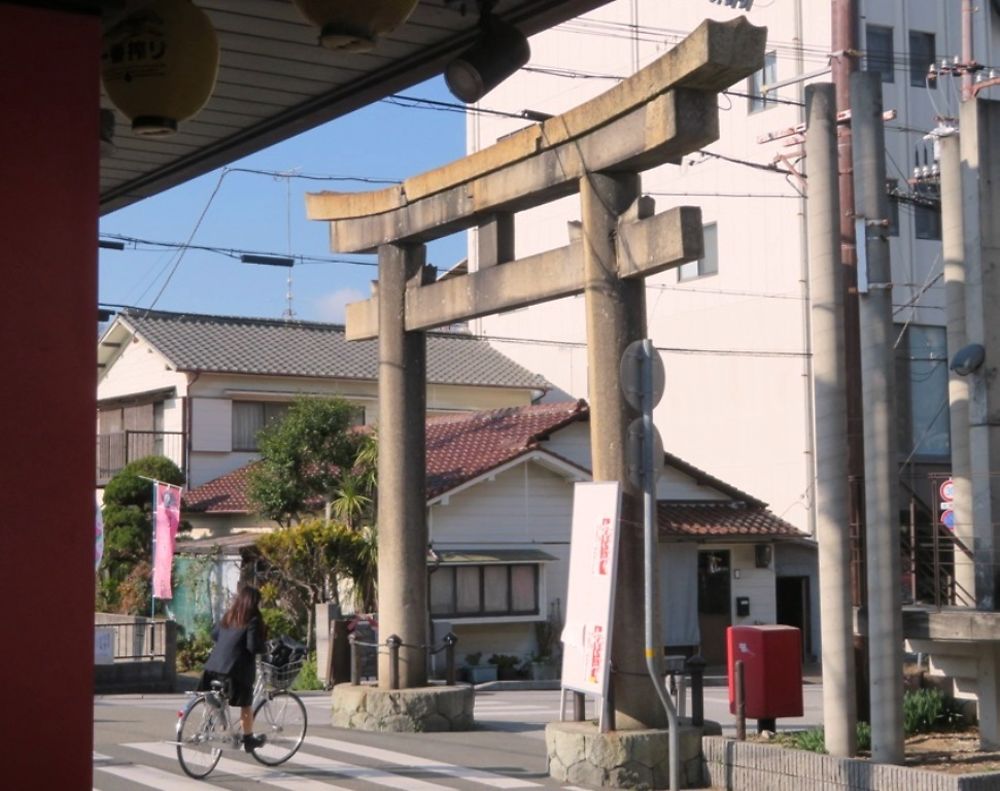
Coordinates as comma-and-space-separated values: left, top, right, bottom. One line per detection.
96, 430, 184, 484
94, 616, 174, 662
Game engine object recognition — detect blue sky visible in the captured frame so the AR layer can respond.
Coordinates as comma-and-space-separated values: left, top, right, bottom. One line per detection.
99, 77, 465, 324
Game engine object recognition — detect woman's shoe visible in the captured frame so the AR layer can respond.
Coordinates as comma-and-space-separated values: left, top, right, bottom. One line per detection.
242, 733, 266, 752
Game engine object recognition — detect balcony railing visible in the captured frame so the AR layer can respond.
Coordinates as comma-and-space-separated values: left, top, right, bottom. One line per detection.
96, 430, 184, 485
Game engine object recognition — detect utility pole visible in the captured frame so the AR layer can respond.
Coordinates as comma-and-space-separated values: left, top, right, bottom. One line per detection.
962, 0, 974, 101
938, 130, 976, 605
852, 71, 904, 765
831, 0, 869, 722
805, 82, 857, 758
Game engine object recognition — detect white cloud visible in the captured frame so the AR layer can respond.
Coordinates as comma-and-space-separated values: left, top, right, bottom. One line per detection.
313, 287, 367, 323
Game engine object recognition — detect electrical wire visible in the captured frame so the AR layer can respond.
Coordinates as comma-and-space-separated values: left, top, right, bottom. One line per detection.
142, 169, 227, 314
100, 233, 377, 268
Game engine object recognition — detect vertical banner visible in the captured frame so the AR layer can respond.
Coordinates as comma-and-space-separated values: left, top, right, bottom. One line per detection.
95, 502, 104, 573
152, 482, 182, 599
560, 481, 621, 697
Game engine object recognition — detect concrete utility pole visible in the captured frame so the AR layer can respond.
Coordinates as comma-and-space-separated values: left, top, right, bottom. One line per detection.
581, 171, 664, 730
805, 82, 857, 758
852, 72, 904, 765
962, 0, 975, 102
376, 242, 429, 687
961, 97, 1000, 614
831, 0, 869, 725
939, 132, 976, 603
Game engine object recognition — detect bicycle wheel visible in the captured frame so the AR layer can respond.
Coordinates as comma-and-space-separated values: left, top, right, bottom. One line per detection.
176, 696, 224, 779
250, 690, 308, 766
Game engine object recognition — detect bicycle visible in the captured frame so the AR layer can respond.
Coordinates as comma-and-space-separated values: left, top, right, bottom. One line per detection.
175, 651, 308, 779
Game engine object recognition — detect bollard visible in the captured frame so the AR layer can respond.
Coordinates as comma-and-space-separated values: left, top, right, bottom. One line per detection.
444, 632, 457, 686
686, 654, 706, 727
387, 634, 402, 690
735, 659, 746, 741
573, 691, 585, 721
349, 632, 360, 685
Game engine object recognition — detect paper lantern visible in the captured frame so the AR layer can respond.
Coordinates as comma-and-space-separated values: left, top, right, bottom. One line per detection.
101, 0, 219, 137
292, 0, 420, 51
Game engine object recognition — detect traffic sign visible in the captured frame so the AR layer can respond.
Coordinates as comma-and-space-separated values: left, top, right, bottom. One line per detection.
626, 418, 663, 489
939, 478, 954, 503
940, 509, 955, 530
620, 340, 664, 412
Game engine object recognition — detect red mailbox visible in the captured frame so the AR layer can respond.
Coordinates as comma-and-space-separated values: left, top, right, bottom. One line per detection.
727, 625, 803, 718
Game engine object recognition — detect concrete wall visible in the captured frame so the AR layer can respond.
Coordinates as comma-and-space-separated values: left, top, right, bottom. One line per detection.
701, 735, 1000, 790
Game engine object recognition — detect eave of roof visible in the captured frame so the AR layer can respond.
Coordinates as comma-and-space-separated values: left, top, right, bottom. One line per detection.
107, 308, 549, 391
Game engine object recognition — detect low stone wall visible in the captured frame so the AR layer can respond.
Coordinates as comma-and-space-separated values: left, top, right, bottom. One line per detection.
331, 683, 474, 732
702, 736, 1000, 791
93, 616, 176, 694
546, 720, 705, 789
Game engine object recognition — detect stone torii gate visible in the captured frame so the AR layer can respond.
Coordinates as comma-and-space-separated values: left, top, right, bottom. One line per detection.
308, 15, 764, 749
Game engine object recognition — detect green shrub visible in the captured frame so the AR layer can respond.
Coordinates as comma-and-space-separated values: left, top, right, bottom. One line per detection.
788, 728, 827, 753
291, 651, 324, 691
261, 606, 300, 643
856, 721, 871, 751
903, 688, 963, 735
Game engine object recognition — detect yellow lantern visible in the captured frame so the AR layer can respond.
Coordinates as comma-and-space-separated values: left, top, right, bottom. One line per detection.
101, 0, 219, 137
292, 0, 420, 51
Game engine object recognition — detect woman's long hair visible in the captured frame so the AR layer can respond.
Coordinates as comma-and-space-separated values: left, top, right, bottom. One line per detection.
221, 585, 261, 628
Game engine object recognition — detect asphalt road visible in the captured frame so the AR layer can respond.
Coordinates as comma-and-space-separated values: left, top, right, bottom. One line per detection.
93, 685, 824, 789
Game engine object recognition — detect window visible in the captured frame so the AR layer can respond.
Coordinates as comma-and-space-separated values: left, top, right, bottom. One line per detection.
913, 184, 941, 240
748, 51, 777, 113
678, 223, 718, 281
895, 325, 949, 459
231, 401, 290, 451
866, 25, 895, 83
429, 564, 539, 618
909, 31, 935, 87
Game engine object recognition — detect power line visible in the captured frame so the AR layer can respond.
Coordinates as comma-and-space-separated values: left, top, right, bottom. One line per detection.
99, 233, 377, 268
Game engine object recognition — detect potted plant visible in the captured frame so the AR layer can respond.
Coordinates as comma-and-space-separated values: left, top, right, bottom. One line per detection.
463, 652, 498, 684
488, 653, 523, 681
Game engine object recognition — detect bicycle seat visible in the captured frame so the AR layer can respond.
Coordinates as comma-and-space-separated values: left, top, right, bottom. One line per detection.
210, 680, 226, 693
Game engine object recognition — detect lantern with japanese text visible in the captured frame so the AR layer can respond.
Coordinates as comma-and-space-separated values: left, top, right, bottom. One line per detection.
101, 0, 219, 136
292, 0, 420, 51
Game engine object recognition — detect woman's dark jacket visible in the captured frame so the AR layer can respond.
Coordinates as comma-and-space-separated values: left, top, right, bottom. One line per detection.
203, 615, 265, 688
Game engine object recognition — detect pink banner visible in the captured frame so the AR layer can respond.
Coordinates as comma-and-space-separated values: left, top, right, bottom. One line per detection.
152, 483, 182, 599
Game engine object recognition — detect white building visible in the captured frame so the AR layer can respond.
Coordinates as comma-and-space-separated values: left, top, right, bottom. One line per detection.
181, 400, 813, 667
96, 308, 548, 491
467, 0, 999, 553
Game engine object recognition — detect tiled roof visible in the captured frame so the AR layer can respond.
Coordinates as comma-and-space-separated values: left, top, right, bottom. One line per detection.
184, 400, 588, 513
115, 309, 549, 389
658, 501, 800, 538
183, 400, 804, 541
184, 463, 257, 514
425, 400, 590, 500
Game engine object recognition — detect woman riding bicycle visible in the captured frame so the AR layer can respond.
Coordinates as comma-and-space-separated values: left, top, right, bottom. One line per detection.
198, 584, 267, 752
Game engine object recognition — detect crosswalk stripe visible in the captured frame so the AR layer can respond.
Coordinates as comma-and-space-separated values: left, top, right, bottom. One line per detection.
283, 750, 455, 791
125, 742, 352, 790
97, 762, 229, 790
307, 736, 540, 788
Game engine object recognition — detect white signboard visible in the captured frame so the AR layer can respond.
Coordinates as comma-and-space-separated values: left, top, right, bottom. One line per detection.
560, 481, 621, 697
94, 627, 115, 666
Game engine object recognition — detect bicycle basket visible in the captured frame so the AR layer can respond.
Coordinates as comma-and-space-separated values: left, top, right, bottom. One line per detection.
259, 657, 304, 690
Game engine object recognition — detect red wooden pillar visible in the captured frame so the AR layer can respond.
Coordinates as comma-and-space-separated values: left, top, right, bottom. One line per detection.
0, 5, 100, 786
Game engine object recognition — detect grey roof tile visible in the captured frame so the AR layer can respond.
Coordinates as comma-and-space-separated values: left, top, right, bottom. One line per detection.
117, 309, 549, 389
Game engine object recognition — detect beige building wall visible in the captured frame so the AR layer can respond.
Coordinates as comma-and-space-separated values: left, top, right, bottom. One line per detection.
468, 0, 994, 534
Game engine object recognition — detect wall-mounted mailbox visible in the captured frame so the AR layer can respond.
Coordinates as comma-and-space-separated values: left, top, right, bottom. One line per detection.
736, 596, 751, 617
